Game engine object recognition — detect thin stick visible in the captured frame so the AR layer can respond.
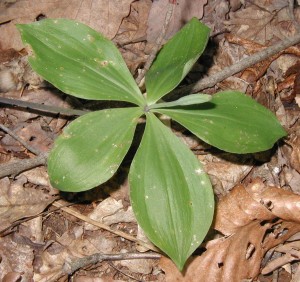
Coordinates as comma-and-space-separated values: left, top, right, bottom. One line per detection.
0, 96, 87, 117
0, 152, 48, 178
63, 252, 161, 275
0, 123, 42, 155
52, 200, 160, 253
135, 2, 175, 85
172, 32, 300, 96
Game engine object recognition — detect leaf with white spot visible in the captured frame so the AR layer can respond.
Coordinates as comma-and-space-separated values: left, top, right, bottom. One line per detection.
48, 107, 143, 192
145, 18, 210, 104
155, 91, 287, 153
17, 19, 145, 106
129, 113, 214, 270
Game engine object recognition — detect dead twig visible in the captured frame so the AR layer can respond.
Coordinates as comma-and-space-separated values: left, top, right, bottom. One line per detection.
0, 151, 48, 178
63, 252, 161, 275
172, 32, 300, 96
0, 123, 41, 155
0, 96, 88, 117
52, 200, 160, 253
0, 119, 49, 178
135, 1, 175, 86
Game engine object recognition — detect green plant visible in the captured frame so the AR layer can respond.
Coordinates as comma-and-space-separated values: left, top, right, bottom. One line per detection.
17, 18, 286, 270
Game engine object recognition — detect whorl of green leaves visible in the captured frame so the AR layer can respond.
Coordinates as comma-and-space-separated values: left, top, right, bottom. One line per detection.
17, 18, 286, 270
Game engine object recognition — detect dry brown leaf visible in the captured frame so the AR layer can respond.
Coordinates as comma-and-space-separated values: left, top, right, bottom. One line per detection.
160, 220, 300, 282
278, 61, 300, 103
159, 179, 300, 281
33, 243, 70, 282
115, 0, 151, 44
0, 176, 55, 232
84, 197, 135, 231
225, 2, 298, 45
229, 0, 242, 12
1, 122, 53, 153
282, 167, 300, 195
245, 179, 300, 223
0, 234, 34, 281
287, 135, 300, 173
202, 0, 230, 35
120, 256, 154, 274
21, 167, 50, 187
214, 183, 274, 235
114, 0, 151, 73
0, 0, 134, 50
199, 153, 253, 196
215, 178, 300, 235
22, 167, 59, 195
146, 0, 207, 43
57, 229, 116, 257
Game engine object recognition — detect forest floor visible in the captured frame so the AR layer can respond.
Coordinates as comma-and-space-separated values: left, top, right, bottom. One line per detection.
1, 0, 300, 281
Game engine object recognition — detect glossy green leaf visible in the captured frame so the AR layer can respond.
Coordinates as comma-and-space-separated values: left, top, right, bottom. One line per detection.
145, 18, 210, 104
155, 91, 287, 153
129, 113, 214, 270
148, 94, 211, 110
48, 107, 142, 192
17, 19, 145, 106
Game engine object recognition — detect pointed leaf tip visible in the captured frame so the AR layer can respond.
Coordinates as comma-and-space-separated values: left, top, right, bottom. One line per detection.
129, 113, 214, 269
145, 18, 210, 104
156, 91, 286, 153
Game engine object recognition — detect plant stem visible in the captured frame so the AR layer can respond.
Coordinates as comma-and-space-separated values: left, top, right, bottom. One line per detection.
63, 252, 161, 275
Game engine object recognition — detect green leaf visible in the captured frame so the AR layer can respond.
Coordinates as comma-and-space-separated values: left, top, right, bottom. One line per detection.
145, 18, 210, 104
17, 19, 145, 106
155, 91, 287, 153
129, 113, 214, 270
148, 94, 211, 110
48, 107, 142, 192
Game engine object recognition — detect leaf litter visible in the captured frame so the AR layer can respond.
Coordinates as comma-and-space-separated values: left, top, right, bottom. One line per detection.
0, 0, 300, 281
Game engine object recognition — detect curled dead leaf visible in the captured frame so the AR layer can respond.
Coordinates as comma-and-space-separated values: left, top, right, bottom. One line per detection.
215, 178, 300, 235
160, 220, 300, 282
160, 179, 300, 281
0, 176, 55, 233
